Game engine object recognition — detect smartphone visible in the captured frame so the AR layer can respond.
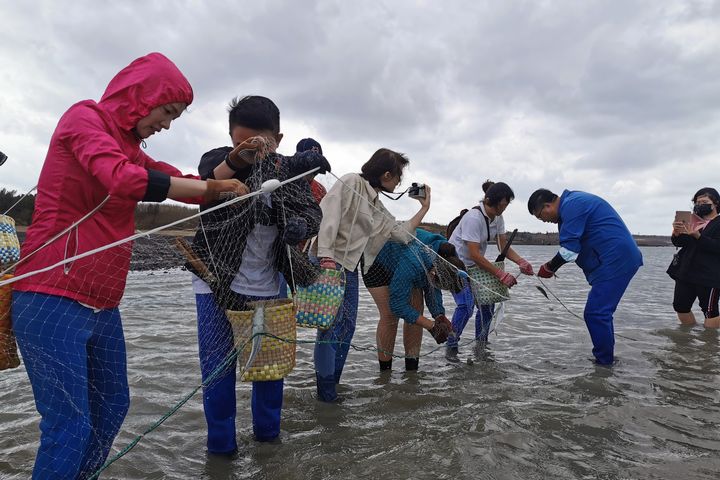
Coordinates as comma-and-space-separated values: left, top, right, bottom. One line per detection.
674, 211, 693, 225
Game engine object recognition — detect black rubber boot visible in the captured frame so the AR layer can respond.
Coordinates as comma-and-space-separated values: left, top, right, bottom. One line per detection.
405, 357, 419, 371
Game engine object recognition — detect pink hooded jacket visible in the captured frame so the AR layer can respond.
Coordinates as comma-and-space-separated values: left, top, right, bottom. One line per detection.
14, 52, 197, 308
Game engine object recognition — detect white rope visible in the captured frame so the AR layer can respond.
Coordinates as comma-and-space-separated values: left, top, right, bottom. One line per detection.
0, 168, 318, 288
2, 184, 37, 216
0, 195, 110, 277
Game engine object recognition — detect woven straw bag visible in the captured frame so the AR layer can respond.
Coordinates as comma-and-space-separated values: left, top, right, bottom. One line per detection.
294, 268, 344, 330
226, 298, 296, 382
0, 274, 20, 370
0, 215, 20, 269
467, 262, 510, 306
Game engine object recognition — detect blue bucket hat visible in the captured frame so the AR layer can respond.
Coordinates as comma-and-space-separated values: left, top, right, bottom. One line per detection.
295, 138, 322, 154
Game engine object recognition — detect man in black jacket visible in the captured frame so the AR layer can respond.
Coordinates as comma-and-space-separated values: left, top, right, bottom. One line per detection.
187, 95, 330, 454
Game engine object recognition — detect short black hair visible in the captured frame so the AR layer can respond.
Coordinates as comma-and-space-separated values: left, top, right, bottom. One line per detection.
693, 187, 720, 209
228, 95, 280, 135
484, 182, 515, 207
527, 188, 558, 215
360, 148, 409, 188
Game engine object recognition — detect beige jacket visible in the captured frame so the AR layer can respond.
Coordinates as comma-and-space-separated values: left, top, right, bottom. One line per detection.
317, 173, 413, 272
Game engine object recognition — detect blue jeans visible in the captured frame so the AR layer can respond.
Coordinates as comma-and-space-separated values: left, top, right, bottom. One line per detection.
447, 280, 494, 348
12, 291, 130, 479
195, 290, 284, 453
584, 270, 637, 365
314, 268, 359, 402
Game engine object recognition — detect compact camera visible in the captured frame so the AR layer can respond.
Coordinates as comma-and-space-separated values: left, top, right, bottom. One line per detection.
408, 182, 426, 199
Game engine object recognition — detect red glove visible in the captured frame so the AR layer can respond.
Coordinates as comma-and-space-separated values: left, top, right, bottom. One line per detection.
319, 257, 337, 269
517, 259, 534, 276
537, 263, 555, 278
493, 269, 517, 287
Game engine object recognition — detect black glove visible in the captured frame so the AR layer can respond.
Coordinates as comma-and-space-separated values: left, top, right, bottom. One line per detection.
429, 314, 453, 344
282, 216, 308, 245
288, 150, 331, 176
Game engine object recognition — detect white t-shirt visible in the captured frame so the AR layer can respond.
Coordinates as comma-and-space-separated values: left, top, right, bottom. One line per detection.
191, 193, 280, 297
449, 203, 506, 267
231, 223, 280, 296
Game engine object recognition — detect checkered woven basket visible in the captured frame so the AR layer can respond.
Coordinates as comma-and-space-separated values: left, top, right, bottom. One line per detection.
0, 274, 20, 370
226, 298, 296, 382
0, 215, 20, 269
467, 262, 510, 306
294, 268, 345, 330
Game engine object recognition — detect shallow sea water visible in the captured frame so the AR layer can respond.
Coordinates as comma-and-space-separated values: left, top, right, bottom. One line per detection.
2, 245, 720, 479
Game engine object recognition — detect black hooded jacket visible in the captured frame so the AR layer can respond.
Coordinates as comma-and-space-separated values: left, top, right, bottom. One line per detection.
186, 147, 324, 308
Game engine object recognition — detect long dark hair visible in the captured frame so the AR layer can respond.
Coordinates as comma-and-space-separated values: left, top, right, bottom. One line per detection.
360, 148, 409, 190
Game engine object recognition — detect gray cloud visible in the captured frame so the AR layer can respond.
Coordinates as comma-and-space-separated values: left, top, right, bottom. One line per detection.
1, 0, 718, 234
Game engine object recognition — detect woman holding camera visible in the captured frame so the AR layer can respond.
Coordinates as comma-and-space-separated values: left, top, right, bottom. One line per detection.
668, 187, 720, 328
314, 148, 434, 402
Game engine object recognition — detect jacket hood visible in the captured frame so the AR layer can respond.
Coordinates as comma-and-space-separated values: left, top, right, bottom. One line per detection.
99, 52, 193, 133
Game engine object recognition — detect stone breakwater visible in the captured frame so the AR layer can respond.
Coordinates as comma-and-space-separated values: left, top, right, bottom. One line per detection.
14, 231, 193, 272
129, 235, 192, 271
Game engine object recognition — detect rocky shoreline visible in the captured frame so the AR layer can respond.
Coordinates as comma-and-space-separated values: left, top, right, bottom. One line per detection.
14, 229, 673, 274
13, 231, 194, 272
129, 235, 193, 271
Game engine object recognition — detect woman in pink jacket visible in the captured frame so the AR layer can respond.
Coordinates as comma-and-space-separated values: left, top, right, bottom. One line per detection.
10, 52, 245, 479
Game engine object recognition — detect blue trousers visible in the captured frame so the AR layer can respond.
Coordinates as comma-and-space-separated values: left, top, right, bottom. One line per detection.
584, 270, 637, 365
195, 292, 284, 453
12, 291, 130, 480
448, 280, 494, 348
314, 268, 359, 402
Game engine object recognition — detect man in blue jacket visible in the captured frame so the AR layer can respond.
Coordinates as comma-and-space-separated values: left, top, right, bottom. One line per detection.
528, 189, 642, 365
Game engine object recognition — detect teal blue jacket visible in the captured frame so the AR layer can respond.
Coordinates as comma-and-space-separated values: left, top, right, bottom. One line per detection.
373, 229, 446, 323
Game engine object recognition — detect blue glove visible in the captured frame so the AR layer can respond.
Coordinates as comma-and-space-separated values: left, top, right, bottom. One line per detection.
288, 150, 331, 176
282, 217, 307, 245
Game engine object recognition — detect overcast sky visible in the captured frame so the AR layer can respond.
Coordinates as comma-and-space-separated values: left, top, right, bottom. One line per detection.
1, 0, 718, 235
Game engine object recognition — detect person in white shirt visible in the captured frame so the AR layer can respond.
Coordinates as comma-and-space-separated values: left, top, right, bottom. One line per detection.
446, 181, 534, 361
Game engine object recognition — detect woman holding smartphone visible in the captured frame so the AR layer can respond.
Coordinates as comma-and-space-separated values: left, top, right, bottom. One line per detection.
668, 187, 720, 328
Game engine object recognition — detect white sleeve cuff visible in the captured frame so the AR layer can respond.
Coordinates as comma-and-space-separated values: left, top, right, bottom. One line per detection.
558, 247, 579, 262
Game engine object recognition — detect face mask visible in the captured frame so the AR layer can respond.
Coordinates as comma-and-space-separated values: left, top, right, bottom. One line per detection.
694, 203, 714, 217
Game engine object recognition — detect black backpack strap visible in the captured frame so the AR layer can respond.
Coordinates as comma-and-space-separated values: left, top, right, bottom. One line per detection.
472, 205, 491, 241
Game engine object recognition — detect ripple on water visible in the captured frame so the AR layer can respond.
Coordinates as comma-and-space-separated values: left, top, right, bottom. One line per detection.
2, 248, 720, 479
